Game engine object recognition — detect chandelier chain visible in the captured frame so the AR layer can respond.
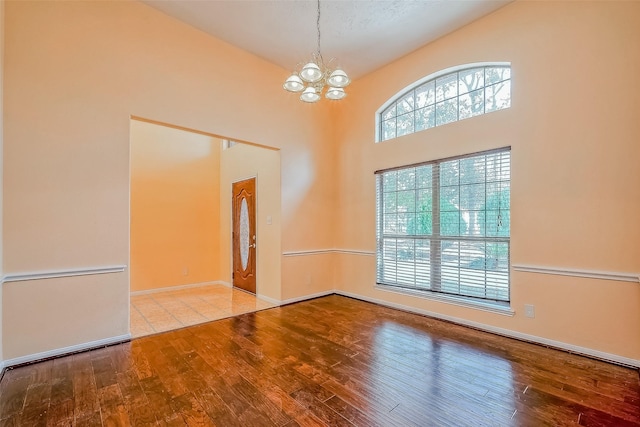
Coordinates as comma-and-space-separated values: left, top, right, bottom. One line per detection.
316, 0, 323, 63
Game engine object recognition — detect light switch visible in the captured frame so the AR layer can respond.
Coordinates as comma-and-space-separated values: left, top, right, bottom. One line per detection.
266, 215, 272, 225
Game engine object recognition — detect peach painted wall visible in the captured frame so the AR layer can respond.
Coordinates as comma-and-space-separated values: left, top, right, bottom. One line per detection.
218, 142, 281, 301
279, 99, 341, 301
2, 1, 335, 360
5, 0, 636, 366
281, 253, 337, 301
130, 120, 221, 292
3, 273, 129, 360
333, 1, 640, 362
0, 0, 5, 364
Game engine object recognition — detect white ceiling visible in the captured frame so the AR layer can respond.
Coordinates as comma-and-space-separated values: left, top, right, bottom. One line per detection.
143, 0, 512, 79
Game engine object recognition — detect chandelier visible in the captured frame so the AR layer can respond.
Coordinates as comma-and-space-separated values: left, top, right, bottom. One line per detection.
282, 0, 351, 103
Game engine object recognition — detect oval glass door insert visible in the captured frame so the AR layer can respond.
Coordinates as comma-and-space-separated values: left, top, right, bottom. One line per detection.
239, 197, 250, 270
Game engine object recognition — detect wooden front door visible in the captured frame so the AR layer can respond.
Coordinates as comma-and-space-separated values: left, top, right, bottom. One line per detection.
232, 178, 257, 294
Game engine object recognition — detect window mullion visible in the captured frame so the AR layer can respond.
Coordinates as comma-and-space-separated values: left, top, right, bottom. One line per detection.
430, 163, 441, 292
414, 173, 419, 288
377, 175, 384, 283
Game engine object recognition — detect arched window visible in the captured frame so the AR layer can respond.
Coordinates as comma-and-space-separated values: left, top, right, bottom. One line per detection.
376, 63, 511, 142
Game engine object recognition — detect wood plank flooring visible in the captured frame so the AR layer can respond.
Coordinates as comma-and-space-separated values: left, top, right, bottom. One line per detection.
1, 295, 638, 426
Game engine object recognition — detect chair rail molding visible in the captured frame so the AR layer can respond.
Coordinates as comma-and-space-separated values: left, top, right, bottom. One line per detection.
2, 265, 127, 283
282, 249, 375, 257
511, 264, 639, 283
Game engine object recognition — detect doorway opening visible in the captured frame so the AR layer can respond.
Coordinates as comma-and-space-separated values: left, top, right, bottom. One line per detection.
128, 118, 281, 337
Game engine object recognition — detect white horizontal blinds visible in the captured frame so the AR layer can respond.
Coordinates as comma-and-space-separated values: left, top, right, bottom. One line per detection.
376, 175, 385, 282
377, 164, 435, 289
375, 148, 511, 302
379, 66, 511, 142
434, 150, 510, 301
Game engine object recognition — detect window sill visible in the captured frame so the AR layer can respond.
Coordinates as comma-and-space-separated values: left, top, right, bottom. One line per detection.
375, 284, 514, 316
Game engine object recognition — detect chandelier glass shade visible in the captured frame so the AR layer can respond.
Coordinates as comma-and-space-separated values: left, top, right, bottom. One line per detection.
282, 0, 350, 103
283, 75, 304, 92
300, 62, 323, 83
300, 87, 321, 103
325, 86, 346, 100
327, 69, 350, 88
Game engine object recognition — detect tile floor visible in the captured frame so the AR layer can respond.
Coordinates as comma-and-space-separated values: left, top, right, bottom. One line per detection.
130, 284, 274, 338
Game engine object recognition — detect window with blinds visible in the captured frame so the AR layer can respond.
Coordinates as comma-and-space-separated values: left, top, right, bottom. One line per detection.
376, 148, 511, 302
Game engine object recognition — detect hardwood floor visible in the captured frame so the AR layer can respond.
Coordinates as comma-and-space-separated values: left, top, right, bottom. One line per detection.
1, 295, 638, 426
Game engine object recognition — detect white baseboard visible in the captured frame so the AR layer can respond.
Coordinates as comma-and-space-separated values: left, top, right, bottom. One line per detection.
256, 290, 335, 306
335, 290, 640, 368
130, 280, 231, 296
280, 290, 335, 305
2, 334, 132, 369
256, 288, 640, 367
4, 290, 636, 371
256, 294, 281, 305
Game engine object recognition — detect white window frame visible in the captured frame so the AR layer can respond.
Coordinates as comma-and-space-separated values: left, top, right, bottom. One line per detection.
375, 147, 512, 311
375, 62, 511, 143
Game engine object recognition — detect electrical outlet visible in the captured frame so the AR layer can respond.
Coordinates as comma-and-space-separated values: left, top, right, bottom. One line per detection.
524, 304, 535, 318
306, 274, 312, 286
182, 267, 189, 276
